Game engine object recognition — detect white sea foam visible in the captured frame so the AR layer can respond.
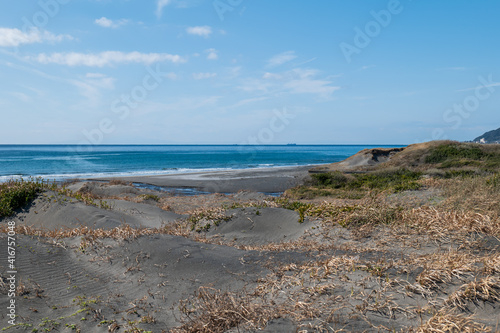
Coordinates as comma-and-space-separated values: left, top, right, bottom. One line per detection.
0, 164, 316, 183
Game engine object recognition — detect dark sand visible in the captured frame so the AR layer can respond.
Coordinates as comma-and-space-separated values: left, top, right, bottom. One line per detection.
1, 158, 500, 332
99, 165, 312, 193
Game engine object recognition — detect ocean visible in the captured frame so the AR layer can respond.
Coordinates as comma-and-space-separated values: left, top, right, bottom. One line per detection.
0, 145, 404, 182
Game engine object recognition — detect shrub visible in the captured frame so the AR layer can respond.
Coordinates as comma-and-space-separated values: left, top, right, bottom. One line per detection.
311, 171, 349, 188
0, 178, 48, 217
425, 143, 486, 164
443, 170, 478, 179
140, 194, 160, 202
350, 169, 422, 192
300, 169, 423, 198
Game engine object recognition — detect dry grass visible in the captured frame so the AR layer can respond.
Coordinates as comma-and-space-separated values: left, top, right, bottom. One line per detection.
0, 223, 159, 240
483, 255, 500, 275
108, 179, 132, 186
413, 309, 491, 332
438, 175, 500, 217
447, 277, 500, 310
172, 287, 275, 333
400, 206, 500, 238
411, 251, 476, 289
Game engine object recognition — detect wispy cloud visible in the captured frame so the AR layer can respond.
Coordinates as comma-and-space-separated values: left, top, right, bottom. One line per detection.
7, 92, 31, 103
205, 48, 218, 60
30, 51, 186, 67
0, 27, 72, 47
69, 73, 116, 106
94, 17, 129, 29
358, 65, 375, 71
164, 72, 178, 80
186, 26, 212, 38
267, 51, 297, 67
193, 72, 217, 80
284, 68, 340, 98
226, 96, 269, 109
84, 73, 115, 89
457, 82, 500, 92
156, 0, 171, 18
244, 67, 340, 98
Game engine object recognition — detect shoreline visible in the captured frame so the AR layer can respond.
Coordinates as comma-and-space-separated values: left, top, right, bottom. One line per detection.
0, 164, 321, 184
94, 165, 314, 193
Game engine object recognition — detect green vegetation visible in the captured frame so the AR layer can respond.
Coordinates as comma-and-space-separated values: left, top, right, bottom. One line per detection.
0, 178, 50, 217
273, 198, 313, 223
288, 142, 500, 200
311, 171, 349, 188
425, 144, 486, 163
187, 208, 232, 232
38, 317, 60, 331
425, 142, 500, 171
140, 194, 160, 202
308, 169, 422, 195
56, 187, 111, 210
443, 170, 479, 179
73, 295, 100, 309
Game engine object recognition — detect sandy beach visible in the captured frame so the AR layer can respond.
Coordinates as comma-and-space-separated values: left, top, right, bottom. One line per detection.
97, 165, 313, 194
1, 143, 500, 332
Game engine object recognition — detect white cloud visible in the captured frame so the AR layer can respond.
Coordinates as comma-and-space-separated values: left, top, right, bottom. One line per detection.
0, 27, 72, 47
205, 48, 218, 60
358, 65, 375, 71
457, 82, 500, 92
31, 51, 187, 67
186, 26, 212, 38
238, 78, 273, 93
284, 77, 340, 97
156, 0, 171, 18
267, 51, 297, 67
94, 17, 129, 29
84, 73, 115, 89
227, 97, 269, 109
241, 67, 340, 98
165, 72, 178, 80
227, 66, 241, 79
8, 92, 31, 103
193, 72, 217, 80
263, 72, 282, 80
284, 68, 340, 98
85, 73, 107, 79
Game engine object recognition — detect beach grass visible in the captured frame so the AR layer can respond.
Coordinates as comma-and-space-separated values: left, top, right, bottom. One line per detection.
0, 178, 50, 217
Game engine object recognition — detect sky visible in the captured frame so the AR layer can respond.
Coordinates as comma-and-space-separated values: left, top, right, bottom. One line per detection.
0, 0, 499, 145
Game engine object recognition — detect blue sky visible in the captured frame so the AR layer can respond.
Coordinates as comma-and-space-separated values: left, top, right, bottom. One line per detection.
0, 0, 499, 144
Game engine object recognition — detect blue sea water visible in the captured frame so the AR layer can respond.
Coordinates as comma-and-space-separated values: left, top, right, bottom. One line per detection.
0, 145, 404, 182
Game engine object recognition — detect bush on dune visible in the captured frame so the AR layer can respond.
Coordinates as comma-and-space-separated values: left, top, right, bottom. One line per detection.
425, 142, 500, 171
311, 168, 422, 193
0, 178, 48, 217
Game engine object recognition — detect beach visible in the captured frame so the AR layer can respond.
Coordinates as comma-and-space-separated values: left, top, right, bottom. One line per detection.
1, 142, 500, 332
101, 165, 313, 194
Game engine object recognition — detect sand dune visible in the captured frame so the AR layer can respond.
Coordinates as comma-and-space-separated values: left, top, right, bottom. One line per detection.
10, 192, 183, 230
207, 207, 313, 246
1, 162, 499, 331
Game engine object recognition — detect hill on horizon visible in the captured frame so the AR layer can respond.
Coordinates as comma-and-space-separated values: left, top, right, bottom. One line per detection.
473, 127, 500, 143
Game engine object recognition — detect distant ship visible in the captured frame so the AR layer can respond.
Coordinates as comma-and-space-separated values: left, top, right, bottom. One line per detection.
286, 143, 297, 146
